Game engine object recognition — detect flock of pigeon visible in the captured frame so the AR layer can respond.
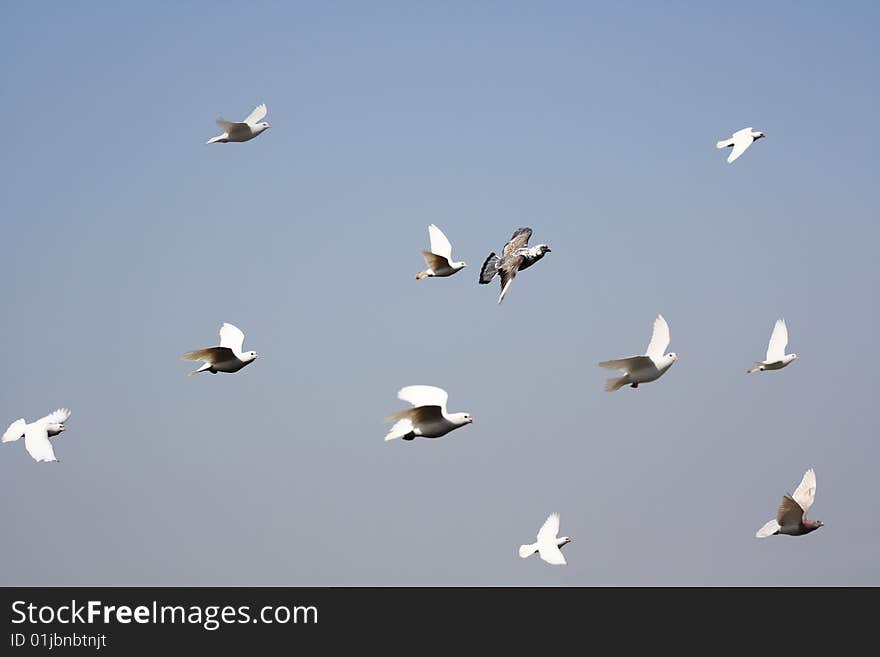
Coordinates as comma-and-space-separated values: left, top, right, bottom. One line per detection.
2, 104, 819, 570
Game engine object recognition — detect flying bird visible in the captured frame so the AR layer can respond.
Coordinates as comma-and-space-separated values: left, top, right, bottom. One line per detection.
182, 322, 258, 375
748, 318, 798, 373
755, 468, 823, 538
716, 126, 765, 163
383, 385, 473, 442
479, 227, 551, 304
415, 224, 467, 279
518, 513, 572, 566
206, 103, 271, 144
2, 408, 72, 463
599, 314, 678, 391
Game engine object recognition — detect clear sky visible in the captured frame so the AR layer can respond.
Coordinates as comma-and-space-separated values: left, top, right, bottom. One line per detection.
1, 1, 877, 586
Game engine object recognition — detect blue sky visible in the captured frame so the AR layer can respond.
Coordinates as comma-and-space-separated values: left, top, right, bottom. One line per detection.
1, 1, 878, 585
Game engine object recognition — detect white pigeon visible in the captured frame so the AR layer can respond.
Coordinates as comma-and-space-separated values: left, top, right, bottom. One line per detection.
206, 103, 271, 144
415, 224, 468, 279
599, 314, 678, 391
748, 318, 798, 373
383, 385, 473, 442
755, 468, 823, 538
518, 513, 572, 566
182, 322, 258, 375
2, 408, 71, 463
716, 126, 765, 163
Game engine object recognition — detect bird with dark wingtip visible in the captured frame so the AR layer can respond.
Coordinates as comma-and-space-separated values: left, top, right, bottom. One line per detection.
479, 227, 551, 304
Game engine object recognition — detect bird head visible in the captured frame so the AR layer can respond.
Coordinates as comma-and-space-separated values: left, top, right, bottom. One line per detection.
667, 352, 678, 362
538, 244, 551, 254
47, 422, 66, 437
790, 353, 798, 360
754, 131, 765, 139
560, 536, 572, 547
453, 413, 474, 426
458, 261, 469, 269
246, 351, 258, 361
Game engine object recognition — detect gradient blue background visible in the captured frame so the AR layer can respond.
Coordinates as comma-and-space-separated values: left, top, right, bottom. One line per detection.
2, 1, 877, 585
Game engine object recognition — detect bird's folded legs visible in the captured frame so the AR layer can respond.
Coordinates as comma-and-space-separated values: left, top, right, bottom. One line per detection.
630, 382, 639, 388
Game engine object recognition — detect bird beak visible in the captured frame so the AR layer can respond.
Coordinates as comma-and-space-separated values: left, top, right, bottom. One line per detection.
469, 417, 475, 424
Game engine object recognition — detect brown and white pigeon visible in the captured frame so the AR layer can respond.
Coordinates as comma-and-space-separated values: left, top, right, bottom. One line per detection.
598, 315, 678, 391
415, 224, 467, 279
383, 385, 473, 442
755, 468, 823, 538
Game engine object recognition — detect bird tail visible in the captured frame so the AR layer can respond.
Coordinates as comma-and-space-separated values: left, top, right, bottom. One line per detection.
479, 253, 499, 284
755, 519, 780, 538
747, 362, 763, 374
519, 543, 538, 559
716, 138, 734, 149
604, 376, 628, 392
206, 135, 226, 145
188, 362, 212, 376
415, 270, 429, 280
384, 418, 414, 442
2, 418, 26, 443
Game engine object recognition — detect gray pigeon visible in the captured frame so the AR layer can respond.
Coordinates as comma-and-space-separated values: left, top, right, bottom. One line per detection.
479, 227, 551, 303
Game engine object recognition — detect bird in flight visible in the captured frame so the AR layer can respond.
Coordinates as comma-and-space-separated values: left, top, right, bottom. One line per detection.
748, 318, 798, 373
2, 408, 72, 463
755, 468, 823, 538
415, 224, 467, 279
519, 512, 572, 565
716, 126, 765, 163
206, 103, 271, 144
598, 314, 678, 391
182, 322, 258, 375
383, 385, 473, 442
479, 227, 551, 304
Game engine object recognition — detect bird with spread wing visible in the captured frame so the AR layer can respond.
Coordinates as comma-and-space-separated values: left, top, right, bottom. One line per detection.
479, 227, 551, 304
383, 385, 473, 442
598, 314, 678, 391
2, 408, 72, 463
206, 103, 271, 144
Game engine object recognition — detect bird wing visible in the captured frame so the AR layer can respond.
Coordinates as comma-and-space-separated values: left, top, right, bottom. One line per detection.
536, 512, 560, 543
645, 314, 670, 361
38, 408, 71, 425
791, 468, 816, 516
597, 356, 654, 372
219, 322, 246, 355
502, 228, 532, 257
775, 495, 804, 527
537, 542, 567, 565
384, 404, 444, 425
2, 418, 27, 443
215, 119, 240, 132
727, 131, 753, 163
420, 251, 451, 271
181, 346, 235, 363
427, 224, 453, 261
243, 103, 267, 126
24, 423, 57, 462
716, 137, 735, 149
497, 255, 524, 304
755, 518, 780, 538
397, 385, 448, 414
765, 319, 788, 362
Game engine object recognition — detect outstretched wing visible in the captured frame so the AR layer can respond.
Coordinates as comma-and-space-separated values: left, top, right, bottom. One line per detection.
755, 518, 780, 538
766, 319, 788, 362
776, 495, 804, 527
397, 385, 448, 413
645, 314, 670, 361
384, 405, 444, 425
502, 228, 532, 257
216, 119, 240, 132
181, 346, 235, 363
727, 130, 754, 163
244, 103, 267, 126
219, 323, 246, 355
791, 468, 816, 516
537, 542, 567, 565
420, 251, 451, 271
497, 255, 524, 304
536, 512, 560, 543
24, 423, 57, 462
427, 224, 453, 261
597, 356, 654, 373
38, 408, 71, 425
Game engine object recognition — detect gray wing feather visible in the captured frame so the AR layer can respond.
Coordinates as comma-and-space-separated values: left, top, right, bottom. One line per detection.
502, 228, 532, 257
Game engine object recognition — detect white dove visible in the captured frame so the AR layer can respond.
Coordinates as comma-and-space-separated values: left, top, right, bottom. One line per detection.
415, 224, 468, 279
2, 408, 72, 463
206, 103, 270, 144
383, 385, 473, 442
182, 322, 258, 375
599, 314, 678, 391
748, 318, 798, 373
755, 468, 823, 538
716, 126, 765, 163
518, 513, 572, 566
